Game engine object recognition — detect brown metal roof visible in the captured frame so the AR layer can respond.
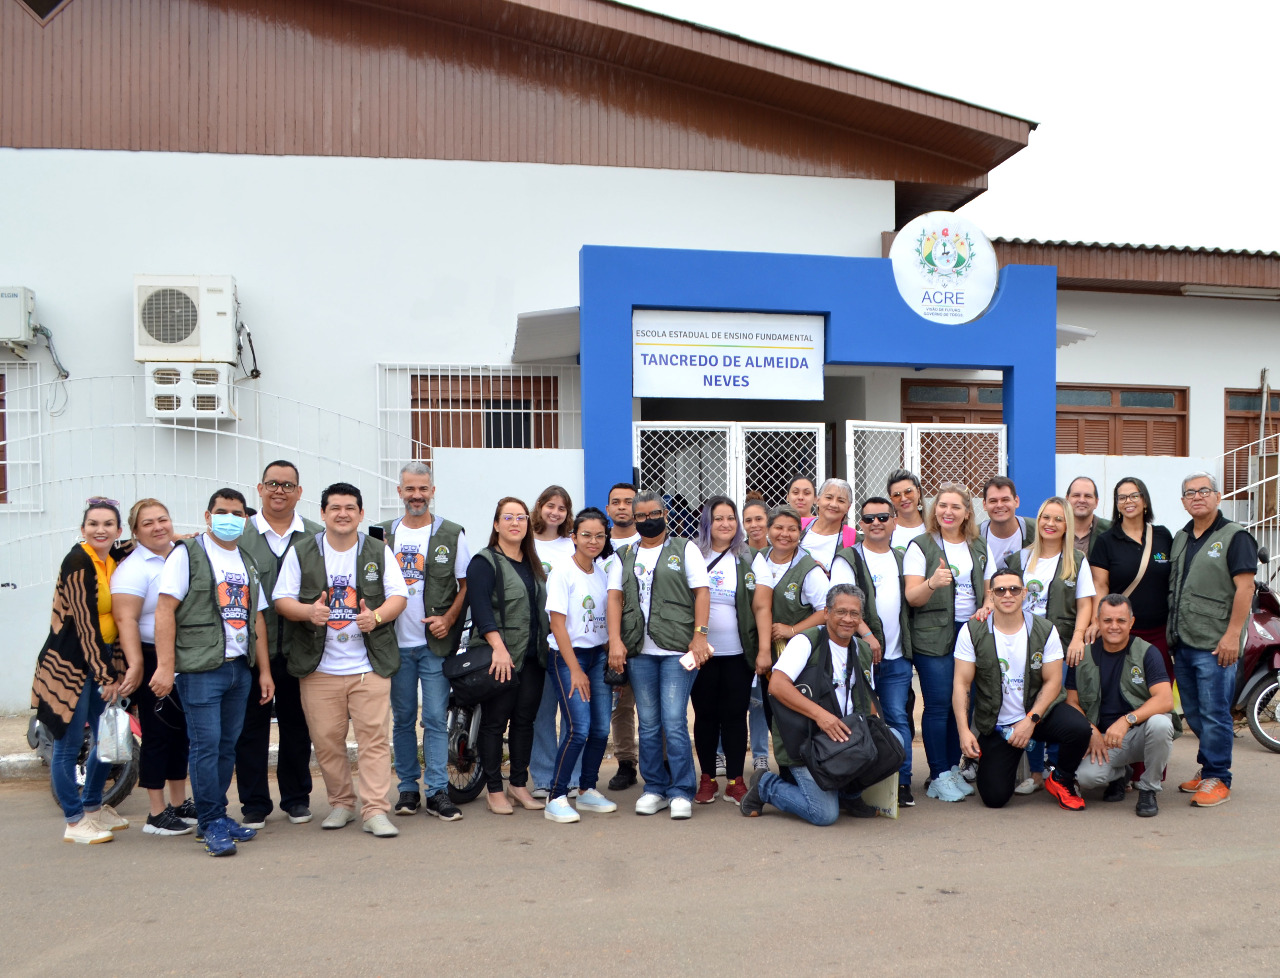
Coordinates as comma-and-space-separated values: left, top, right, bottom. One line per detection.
1, 0, 1035, 224
992, 239, 1280, 295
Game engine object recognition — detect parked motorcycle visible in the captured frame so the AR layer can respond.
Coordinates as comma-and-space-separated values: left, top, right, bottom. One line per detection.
1234, 547, 1280, 753
27, 708, 142, 809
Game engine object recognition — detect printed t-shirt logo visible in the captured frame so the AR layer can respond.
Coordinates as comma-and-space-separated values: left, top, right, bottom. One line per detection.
1026, 580, 1044, 601
218, 572, 250, 643
581, 594, 597, 631
328, 574, 359, 641
398, 546, 425, 595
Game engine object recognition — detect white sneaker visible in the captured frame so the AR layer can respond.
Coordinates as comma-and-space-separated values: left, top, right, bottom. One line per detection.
362, 813, 400, 837
321, 807, 356, 830
576, 788, 618, 813
568, 787, 580, 799
531, 787, 550, 800
715, 753, 727, 777
635, 792, 670, 815
91, 805, 130, 831
669, 797, 692, 820
64, 817, 114, 844
544, 796, 580, 823
752, 756, 770, 773
1014, 777, 1042, 796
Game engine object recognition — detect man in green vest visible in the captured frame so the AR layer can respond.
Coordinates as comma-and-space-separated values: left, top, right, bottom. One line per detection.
1065, 593, 1174, 817
740, 584, 897, 825
1066, 476, 1112, 556
273, 482, 408, 838
234, 459, 322, 829
978, 476, 1034, 572
153, 488, 273, 856
380, 461, 469, 822
1168, 472, 1257, 808
953, 569, 1092, 810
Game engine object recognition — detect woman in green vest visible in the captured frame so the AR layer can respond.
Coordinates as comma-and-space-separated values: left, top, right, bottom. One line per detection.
690, 496, 758, 806
464, 497, 551, 816
750, 506, 830, 675
903, 483, 996, 800
1005, 496, 1096, 793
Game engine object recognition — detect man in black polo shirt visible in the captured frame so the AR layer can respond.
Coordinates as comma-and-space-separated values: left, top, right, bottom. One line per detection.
1066, 594, 1174, 817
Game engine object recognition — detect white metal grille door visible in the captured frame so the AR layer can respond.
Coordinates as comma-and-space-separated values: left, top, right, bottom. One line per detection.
845, 421, 910, 508
916, 424, 1007, 501
741, 424, 825, 506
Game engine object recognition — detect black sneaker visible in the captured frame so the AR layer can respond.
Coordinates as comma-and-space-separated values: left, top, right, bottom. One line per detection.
283, 803, 313, 824
425, 791, 463, 822
394, 791, 421, 816
241, 811, 269, 829
1135, 789, 1159, 817
143, 806, 194, 836
608, 761, 638, 791
897, 783, 915, 807
739, 769, 766, 817
1103, 777, 1127, 803
843, 796, 877, 818
173, 798, 198, 825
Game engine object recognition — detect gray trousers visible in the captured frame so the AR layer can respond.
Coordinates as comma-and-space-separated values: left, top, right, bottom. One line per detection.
1075, 714, 1175, 793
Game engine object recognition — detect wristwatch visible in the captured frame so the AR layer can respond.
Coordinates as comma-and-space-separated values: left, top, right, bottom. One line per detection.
1027, 712, 1042, 725
373, 610, 383, 625
1125, 712, 1138, 727
694, 626, 709, 635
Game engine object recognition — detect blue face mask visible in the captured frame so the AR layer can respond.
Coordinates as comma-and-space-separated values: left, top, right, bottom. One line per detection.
209, 513, 246, 542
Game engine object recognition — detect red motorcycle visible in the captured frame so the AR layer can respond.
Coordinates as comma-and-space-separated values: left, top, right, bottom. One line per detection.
1235, 548, 1280, 753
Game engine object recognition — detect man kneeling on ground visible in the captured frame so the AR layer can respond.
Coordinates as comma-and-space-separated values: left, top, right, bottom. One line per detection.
741, 584, 900, 824
1066, 593, 1175, 817
953, 569, 1093, 810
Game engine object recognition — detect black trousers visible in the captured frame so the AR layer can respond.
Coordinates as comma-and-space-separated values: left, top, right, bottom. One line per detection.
691, 656, 753, 779
135, 642, 190, 789
234, 653, 313, 815
478, 656, 545, 793
975, 704, 1092, 809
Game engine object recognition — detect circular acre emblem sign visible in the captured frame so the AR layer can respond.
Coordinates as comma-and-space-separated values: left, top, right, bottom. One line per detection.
889, 211, 999, 324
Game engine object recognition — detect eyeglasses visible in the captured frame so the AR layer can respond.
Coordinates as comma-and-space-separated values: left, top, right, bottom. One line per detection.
633, 511, 663, 521
1116, 492, 1143, 503
991, 585, 1025, 596
500, 514, 528, 523
85, 496, 120, 507
1182, 487, 1215, 499
830, 609, 864, 620
860, 513, 892, 524
889, 489, 916, 499
263, 481, 299, 493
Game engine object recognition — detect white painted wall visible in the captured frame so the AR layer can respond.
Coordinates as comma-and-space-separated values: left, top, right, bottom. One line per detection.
1055, 454, 1218, 530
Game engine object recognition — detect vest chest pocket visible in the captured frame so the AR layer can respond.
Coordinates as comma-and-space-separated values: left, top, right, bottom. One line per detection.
1182, 593, 1230, 627
913, 607, 951, 628
360, 579, 384, 601
658, 606, 694, 624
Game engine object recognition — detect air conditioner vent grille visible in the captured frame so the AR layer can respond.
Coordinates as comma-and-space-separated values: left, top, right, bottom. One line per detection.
152, 368, 182, 386
140, 288, 199, 344
153, 395, 181, 412
193, 395, 221, 411
191, 368, 220, 385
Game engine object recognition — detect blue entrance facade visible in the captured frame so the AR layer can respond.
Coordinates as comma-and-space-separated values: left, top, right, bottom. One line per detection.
579, 245, 1058, 508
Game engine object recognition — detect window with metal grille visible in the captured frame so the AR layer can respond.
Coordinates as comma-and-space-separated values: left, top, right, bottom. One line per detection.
1224, 389, 1280, 494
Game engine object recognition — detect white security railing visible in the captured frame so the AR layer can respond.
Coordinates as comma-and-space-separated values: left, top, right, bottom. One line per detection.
1218, 431, 1280, 574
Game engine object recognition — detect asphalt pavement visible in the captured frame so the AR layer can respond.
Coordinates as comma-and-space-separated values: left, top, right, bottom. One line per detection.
2, 732, 1276, 977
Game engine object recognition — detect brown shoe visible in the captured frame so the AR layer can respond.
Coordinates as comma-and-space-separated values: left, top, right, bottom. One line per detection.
506, 787, 545, 811
1189, 778, 1230, 807
486, 791, 513, 815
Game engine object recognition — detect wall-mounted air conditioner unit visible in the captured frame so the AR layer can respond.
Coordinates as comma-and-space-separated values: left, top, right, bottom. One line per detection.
134, 275, 238, 363
0, 287, 35, 343
144, 362, 236, 420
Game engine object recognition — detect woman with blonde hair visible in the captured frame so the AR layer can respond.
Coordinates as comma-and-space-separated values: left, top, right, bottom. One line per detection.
903, 483, 997, 802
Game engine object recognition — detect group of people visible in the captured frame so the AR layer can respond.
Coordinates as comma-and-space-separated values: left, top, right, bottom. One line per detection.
32, 458, 1254, 852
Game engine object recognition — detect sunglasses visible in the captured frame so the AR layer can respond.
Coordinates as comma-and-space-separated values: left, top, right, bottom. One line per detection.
860, 513, 892, 524
991, 585, 1025, 596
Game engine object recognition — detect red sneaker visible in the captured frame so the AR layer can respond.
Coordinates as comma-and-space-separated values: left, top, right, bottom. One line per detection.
1045, 775, 1086, 811
723, 778, 748, 805
694, 773, 719, 804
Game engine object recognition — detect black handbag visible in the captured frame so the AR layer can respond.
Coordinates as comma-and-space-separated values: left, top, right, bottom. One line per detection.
441, 645, 512, 707
603, 661, 629, 687
806, 710, 905, 793
842, 712, 907, 795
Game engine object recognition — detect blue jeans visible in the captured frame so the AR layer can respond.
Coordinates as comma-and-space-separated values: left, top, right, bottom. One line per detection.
176, 657, 252, 830
52, 682, 110, 822
1175, 645, 1237, 786
749, 680, 769, 760
390, 644, 451, 795
530, 667, 580, 790
628, 653, 697, 801
549, 646, 611, 797
914, 646, 961, 780
877, 655, 914, 783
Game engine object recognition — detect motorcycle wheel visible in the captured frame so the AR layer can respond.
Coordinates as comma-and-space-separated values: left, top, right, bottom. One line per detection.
1246, 678, 1280, 754
443, 702, 487, 804
49, 727, 141, 810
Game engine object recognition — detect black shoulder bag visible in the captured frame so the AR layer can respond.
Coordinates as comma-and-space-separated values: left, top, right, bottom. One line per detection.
442, 552, 517, 706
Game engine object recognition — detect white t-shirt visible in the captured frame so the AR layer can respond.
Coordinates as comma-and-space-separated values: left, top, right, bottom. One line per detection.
389, 519, 471, 648
800, 527, 840, 573
704, 550, 744, 657
252, 511, 306, 558
903, 537, 998, 621
274, 540, 409, 675
890, 523, 925, 555
775, 633, 863, 715
606, 539, 710, 655
158, 536, 269, 658
534, 535, 576, 576
111, 545, 172, 644
546, 557, 609, 651
1021, 552, 1096, 618
751, 550, 829, 612
983, 520, 1029, 573
954, 621, 1064, 725
610, 531, 641, 553
862, 547, 904, 661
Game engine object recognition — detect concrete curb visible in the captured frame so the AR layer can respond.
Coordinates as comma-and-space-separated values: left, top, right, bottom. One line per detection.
0, 742, 361, 783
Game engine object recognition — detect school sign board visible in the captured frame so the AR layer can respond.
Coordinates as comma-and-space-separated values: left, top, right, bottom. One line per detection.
631, 309, 825, 400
